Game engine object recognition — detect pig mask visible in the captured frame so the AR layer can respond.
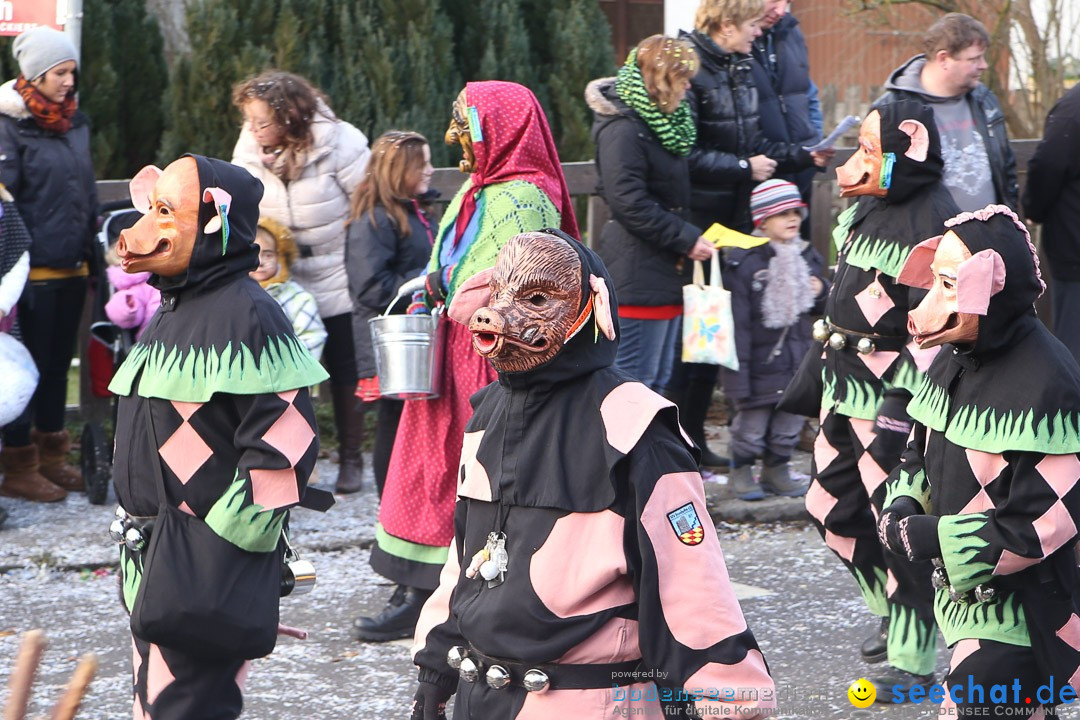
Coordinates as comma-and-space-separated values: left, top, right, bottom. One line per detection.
900, 205, 1044, 353
836, 100, 943, 203
450, 230, 616, 375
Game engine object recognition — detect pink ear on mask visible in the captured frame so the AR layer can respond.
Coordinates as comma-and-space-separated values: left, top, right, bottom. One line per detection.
129, 165, 163, 214
897, 235, 941, 289
590, 275, 616, 341
202, 188, 233, 234
898, 119, 929, 162
447, 268, 494, 326
956, 249, 1006, 315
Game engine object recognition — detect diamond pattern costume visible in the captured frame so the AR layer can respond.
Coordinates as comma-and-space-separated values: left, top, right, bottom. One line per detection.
109, 156, 327, 719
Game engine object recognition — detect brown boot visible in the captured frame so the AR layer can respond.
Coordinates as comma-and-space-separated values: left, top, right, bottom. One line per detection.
32, 429, 84, 491
0, 444, 67, 502
331, 384, 365, 494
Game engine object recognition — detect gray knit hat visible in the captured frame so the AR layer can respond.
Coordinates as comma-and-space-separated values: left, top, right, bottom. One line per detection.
13, 27, 77, 80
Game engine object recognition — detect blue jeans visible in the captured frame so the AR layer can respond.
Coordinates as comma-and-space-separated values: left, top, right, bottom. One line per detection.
615, 317, 680, 392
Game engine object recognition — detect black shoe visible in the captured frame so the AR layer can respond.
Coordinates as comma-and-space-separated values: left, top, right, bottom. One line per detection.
870, 666, 935, 703
698, 447, 730, 469
861, 617, 889, 663
351, 585, 432, 642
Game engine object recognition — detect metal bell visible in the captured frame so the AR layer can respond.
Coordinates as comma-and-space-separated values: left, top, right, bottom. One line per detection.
828, 332, 847, 351
459, 657, 479, 683
447, 646, 467, 670
123, 527, 145, 553
812, 319, 830, 342
948, 585, 969, 605
974, 584, 996, 603
114, 506, 127, 520
856, 337, 875, 355
485, 664, 511, 690
109, 519, 127, 543
930, 566, 948, 591
522, 668, 550, 693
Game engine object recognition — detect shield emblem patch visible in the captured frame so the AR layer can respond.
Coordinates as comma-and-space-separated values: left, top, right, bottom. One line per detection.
667, 502, 704, 546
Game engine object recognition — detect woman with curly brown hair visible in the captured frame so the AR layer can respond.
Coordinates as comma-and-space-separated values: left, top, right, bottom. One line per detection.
231, 70, 371, 494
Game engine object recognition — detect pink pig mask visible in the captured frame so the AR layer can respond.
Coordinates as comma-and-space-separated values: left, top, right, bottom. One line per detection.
900, 230, 1006, 349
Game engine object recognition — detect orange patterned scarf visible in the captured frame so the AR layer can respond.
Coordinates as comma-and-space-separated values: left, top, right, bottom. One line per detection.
15, 74, 77, 133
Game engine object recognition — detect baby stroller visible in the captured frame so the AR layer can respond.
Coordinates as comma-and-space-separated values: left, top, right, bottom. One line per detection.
82, 200, 143, 505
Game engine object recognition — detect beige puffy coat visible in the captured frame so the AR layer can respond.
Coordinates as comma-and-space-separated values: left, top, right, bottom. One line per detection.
232, 102, 370, 318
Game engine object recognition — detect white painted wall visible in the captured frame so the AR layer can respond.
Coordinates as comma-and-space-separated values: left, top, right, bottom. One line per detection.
664, 0, 698, 37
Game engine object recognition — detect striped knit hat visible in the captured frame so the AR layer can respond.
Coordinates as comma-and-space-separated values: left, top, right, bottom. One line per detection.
750, 179, 807, 227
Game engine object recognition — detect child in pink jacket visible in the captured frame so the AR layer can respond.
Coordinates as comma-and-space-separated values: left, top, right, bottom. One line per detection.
104, 265, 160, 339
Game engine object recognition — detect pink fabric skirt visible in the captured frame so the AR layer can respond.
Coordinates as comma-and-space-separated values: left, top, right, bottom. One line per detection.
378, 320, 497, 547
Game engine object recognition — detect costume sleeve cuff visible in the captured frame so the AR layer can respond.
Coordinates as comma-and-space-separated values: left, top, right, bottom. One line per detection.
418, 666, 458, 692
937, 513, 995, 592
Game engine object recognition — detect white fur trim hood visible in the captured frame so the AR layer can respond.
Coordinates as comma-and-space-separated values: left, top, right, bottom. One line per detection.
0, 79, 31, 121
584, 77, 619, 116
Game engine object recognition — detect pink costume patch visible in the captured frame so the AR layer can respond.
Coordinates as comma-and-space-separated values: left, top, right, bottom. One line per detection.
1033, 500, 1077, 560
176, 501, 195, 516
261, 392, 316, 466
145, 643, 175, 706
249, 467, 299, 510
897, 235, 941, 290
857, 349, 899, 379
804, 481, 838, 526
641, 472, 747, 649
956, 249, 1007, 315
530, 510, 635, 618
849, 418, 877, 453
906, 340, 940, 372
812, 432, 840, 473
411, 542, 462, 660
1035, 454, 1080, 499
235, 661, 252, 692
854, 274, 896, 327
600, 382, 675, 454
556, 617, 640, 664
158, 401, 211, 485
1056, 614, 1080, 652
457, 431, 492, 502
689, 650, 776, 717
960, 449, 1007, 513
886, 569, 899, 598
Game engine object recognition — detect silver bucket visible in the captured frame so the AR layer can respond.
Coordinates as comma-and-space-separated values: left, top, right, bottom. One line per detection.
369, 312, 443, 400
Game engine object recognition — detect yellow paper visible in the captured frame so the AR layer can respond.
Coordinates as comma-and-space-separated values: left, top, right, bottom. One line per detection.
703, 223, 769, 249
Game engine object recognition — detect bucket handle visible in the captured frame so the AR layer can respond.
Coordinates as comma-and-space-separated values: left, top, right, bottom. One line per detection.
383, 276, 429, 317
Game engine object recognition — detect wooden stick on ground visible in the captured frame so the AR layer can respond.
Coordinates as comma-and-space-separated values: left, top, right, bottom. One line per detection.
3, 630, 45, 720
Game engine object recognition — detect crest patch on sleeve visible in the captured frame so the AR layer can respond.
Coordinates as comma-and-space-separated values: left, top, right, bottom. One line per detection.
667, 502, 704, 546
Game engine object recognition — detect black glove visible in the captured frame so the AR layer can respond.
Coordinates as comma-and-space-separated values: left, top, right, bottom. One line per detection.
874, 391, 913, 437
410, 671, 455, 720
878, 498, 940, 561
425, 268, 448, 305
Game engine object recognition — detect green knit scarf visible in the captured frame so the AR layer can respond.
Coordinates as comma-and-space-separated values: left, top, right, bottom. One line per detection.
614, 49, 697, 157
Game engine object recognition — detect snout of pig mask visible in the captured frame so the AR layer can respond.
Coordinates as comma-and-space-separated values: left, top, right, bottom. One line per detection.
900, 205, 1045, 353
449, 230, 616, 374
836, 100, 943, 203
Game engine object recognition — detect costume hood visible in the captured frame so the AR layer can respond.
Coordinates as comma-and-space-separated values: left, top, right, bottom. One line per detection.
151, 154, 262, 294
877, 98, 944, 205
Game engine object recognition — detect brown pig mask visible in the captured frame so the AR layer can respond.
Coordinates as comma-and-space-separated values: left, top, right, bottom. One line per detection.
900, 205, 1045, 353
836, 100, 944, 203
448, 230, 617, 375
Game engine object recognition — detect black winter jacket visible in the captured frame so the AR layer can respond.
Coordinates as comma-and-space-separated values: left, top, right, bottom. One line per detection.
1022, 84, 1080, 280
345, 202, 433, 377
587, 78, 698, 307
876, 56, 1019, 209
749, 14, 822, 199
681, 29, 814, 232
720, 241, 828, 409
0, 79, 96, 270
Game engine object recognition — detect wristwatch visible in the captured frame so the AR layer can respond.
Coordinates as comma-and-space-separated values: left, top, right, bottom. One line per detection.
739, 159, 749, 170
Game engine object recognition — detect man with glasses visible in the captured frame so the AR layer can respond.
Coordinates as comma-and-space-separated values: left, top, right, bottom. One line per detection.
875, 12, 1018, 211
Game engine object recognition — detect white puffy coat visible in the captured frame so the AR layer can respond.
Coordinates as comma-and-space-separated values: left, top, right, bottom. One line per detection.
232, 104, 370, 318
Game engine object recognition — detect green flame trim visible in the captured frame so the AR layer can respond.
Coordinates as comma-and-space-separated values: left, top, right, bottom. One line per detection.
907, 375, 950, 432
935, 586, 1029, 649
884, 467, 930, 513
120, 546, 142, 613
204, 474, 286, 552
843, 233, 915, 278
938, 514, 994, 592
108, 334, 328, 402
889, 356, 924, 396
887, 603, 937, 676
833, 202, 859, 254
853, 566, 889, 617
